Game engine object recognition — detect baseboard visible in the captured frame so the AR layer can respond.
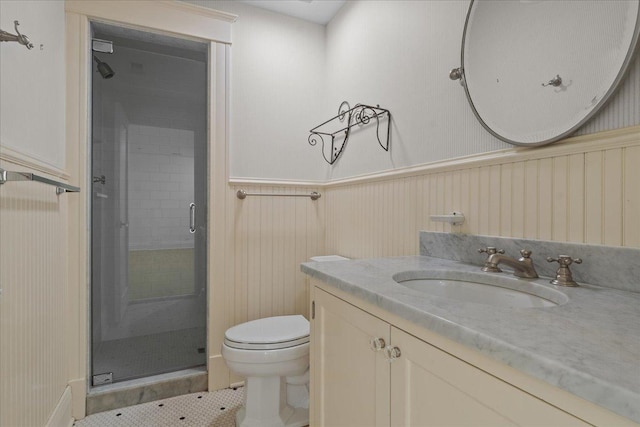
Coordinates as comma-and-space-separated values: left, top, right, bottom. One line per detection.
45, 386, 73, 427
230, 380, 245, 389
208, 354, 231, 391
68, 378, 86, 420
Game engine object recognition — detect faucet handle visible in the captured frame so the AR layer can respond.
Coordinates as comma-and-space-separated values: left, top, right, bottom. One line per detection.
478, 247, 504, 255
520, 249, 532, 259
546, 255, 582, 266
546, 255, 582, 287
478, 247, 503, 272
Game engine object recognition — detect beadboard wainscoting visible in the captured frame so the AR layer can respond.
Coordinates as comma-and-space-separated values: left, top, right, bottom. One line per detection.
0, 159, 72, 427
226, 184, 325, 323
324, 126, 640, 259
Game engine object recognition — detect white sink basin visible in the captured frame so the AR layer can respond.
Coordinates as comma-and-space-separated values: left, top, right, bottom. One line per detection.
393, 270, 568, 309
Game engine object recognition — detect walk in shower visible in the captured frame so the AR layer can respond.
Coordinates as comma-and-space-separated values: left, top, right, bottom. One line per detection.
90, 22, 208, 385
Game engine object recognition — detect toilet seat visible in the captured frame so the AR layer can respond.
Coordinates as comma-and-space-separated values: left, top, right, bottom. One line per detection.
225, 336, 309, 351
222, 315, 310, 427
224, 315, 309, 351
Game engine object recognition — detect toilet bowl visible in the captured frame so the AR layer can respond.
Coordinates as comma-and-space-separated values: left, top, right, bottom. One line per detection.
222, 315, 310, 427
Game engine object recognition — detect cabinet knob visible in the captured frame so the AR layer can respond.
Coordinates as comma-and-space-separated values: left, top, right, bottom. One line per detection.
369, 337, 386, 351
385, 346, 401, 362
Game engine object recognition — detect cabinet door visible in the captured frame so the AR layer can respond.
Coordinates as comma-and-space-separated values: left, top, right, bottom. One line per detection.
390, 327, 588, 426
312, 288, 391, 427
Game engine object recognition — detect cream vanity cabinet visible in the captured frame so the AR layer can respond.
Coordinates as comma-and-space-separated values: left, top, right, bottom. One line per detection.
310, 282, 595, 427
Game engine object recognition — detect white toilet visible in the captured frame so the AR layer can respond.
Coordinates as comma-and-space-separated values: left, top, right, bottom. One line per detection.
222, 315, 311, 427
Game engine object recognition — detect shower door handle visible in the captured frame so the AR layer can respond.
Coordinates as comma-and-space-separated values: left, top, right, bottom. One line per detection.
189, 203, 196, 234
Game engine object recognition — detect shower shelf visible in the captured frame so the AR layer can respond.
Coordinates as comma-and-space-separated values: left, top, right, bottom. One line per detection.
308, 102, 391, 165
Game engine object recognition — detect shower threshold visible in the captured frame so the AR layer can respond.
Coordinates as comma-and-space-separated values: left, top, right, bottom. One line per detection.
87, 367, 207, 415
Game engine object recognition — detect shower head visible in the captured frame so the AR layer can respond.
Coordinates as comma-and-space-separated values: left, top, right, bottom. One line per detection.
93, 55, 115, 79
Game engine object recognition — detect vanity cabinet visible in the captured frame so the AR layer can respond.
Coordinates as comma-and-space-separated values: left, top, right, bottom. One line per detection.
311, 286, 391, 426
310, 285, 588, 427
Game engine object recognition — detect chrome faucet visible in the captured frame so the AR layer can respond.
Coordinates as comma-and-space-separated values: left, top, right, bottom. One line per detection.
546, 255, 581, 287
479, 248, 539, 279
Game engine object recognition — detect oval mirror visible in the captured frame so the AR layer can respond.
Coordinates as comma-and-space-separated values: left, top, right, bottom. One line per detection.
456, 0, 640, 146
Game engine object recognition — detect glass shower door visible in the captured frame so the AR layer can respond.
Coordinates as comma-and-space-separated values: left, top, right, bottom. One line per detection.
90, 22, 208, 385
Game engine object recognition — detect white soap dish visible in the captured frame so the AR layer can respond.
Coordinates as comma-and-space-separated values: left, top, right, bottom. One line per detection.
430, 211, 465, 226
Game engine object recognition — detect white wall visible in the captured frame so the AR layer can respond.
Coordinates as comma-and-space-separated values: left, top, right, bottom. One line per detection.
0, 0, 66, 169
324, 0, 640, 180
186, 0, 329, 182
189, 0, 640, 182
0, 1, 72, 426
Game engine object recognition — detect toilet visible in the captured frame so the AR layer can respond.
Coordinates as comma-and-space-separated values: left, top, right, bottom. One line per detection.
222, 256, 348, 427
222, 315, 311, 427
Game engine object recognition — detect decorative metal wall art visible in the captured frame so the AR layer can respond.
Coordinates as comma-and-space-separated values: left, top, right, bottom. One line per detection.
308, 102, 391, 165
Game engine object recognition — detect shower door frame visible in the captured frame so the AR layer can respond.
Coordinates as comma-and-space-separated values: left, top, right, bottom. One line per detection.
65, 1, 236, 418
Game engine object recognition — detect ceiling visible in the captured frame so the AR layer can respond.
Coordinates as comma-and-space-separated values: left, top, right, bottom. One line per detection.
238, 0, 346, 25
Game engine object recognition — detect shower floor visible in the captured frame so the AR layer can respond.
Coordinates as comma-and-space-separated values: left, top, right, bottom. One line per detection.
75, 387, 243, 427
93, 327, 206, 382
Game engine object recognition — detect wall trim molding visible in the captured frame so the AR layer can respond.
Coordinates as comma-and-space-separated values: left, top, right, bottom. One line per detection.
66, 4, 234, 416
228, 177, 324, 188
0, 145, 71, 180
228, 126, 640, 189
157, 1, 238, 23
45, 386, 73, 427
65, 0, 236, 44
68, 378, 86, 421
324, 125, 640, 188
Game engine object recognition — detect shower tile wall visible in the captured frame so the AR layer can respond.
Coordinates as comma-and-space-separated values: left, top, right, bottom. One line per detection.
128, 124, 195, 300
128, 124, 194, 250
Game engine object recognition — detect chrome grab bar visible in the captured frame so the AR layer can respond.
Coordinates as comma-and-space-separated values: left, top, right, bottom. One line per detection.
0, 167, 80, 194
189, 203, 196, 234
236, 189, 321, 200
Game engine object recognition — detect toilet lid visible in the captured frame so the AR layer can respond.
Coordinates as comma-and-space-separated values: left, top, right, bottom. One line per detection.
224, 315, 310, 350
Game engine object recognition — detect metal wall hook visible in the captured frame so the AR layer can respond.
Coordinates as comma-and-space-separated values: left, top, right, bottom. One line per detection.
0, 20, 34, 50
542, 74, 563, 87
449, 67, 465, 86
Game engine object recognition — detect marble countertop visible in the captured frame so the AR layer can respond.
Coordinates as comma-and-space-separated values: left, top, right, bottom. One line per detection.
301, 256, 640, 423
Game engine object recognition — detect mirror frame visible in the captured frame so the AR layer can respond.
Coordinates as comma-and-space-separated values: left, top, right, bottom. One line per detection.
458, 0, 640, 146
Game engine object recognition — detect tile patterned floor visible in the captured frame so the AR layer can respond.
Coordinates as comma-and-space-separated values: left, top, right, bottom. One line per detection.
75, 387, 243, 427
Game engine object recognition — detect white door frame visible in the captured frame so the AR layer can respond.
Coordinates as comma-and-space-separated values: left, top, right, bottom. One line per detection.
65, 1, 235, 418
